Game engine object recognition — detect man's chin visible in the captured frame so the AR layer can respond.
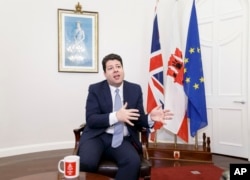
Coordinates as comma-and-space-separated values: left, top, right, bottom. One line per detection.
111, 81, 123, 87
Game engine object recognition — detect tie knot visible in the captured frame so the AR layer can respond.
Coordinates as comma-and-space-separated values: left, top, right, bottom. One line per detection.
115, 88, 119, 94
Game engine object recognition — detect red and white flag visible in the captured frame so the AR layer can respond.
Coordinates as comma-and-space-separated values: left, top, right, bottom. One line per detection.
164, 1, 188, 142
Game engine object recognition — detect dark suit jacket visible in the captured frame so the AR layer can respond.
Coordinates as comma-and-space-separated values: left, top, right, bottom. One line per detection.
80, 80, 150, 152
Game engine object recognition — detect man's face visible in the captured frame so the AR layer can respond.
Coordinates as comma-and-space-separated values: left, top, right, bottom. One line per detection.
104, 59, 124, 87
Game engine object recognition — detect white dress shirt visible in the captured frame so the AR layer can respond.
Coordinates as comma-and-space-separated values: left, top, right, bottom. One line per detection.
106, 84, 129, 136
105, 84, 154, 135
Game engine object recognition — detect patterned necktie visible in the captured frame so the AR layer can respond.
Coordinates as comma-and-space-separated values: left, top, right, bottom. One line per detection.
112, 89, 124, 148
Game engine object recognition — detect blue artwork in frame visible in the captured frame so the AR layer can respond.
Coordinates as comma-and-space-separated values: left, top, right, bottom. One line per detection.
58, 6, 98, 73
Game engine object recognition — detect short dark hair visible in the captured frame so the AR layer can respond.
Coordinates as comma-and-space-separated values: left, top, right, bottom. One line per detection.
102, 53, 123, 72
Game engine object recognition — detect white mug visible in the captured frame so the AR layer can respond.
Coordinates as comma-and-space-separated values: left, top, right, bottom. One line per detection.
58, 155, 80, 179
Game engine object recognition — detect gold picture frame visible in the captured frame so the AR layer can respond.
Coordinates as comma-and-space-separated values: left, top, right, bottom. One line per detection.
58, 3, 98, 73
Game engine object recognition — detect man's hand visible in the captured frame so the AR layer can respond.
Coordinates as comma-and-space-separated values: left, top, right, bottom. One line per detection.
150, 105, 173, 124
116, 102, 140, 126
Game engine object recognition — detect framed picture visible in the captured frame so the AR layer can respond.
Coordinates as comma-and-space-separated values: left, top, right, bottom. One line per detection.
58, 3, 98, 72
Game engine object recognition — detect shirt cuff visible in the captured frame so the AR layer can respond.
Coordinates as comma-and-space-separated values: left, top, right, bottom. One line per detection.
148, 116, 155, 128
109, 112, 119, 126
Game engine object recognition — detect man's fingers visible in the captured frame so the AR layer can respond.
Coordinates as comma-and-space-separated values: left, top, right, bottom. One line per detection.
117, 106, 140, 124
164, 114, 173, 120
126, 120, 134, 126
129, 116, 139, 120
127, 108, 139, 113
129, 112, 140, 117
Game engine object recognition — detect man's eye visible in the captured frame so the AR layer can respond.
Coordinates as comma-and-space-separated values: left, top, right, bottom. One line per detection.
107, 67, 113, 71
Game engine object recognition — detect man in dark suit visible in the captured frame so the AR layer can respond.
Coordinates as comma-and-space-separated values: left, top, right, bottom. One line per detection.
78, 53, 173, 180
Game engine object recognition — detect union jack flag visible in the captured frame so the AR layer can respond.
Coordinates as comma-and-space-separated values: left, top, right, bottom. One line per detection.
147, 14, 164, 141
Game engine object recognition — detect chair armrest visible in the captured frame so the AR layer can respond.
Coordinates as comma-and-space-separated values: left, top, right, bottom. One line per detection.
140, 128, 149, 160
73, 124, 85, 155
142, 144, 149, 160
140, 128, 149, 147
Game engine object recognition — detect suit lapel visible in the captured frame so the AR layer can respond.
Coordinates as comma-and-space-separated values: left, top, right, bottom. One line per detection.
102, 81, 113, 112
123, 81, 129, 104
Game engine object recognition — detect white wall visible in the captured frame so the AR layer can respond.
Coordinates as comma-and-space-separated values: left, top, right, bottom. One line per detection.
0, 0, 176, 157
1, 0, 248, 159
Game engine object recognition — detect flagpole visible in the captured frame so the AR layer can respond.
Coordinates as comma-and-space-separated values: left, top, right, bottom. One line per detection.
174, 134, 177, 148
155, 0, 159, 12
195, 134, 198, 149
154, 0, 159, 148
154, 130, 158, 147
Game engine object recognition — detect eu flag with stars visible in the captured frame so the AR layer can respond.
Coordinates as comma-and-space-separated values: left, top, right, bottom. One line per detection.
184, 0, 208, 137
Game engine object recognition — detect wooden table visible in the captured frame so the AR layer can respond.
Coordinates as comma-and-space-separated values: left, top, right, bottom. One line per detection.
12, 171, 113, 180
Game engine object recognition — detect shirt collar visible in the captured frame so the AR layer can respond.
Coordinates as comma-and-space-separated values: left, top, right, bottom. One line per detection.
109, 83, 123, 94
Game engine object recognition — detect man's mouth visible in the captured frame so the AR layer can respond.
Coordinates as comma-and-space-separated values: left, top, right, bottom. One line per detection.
114, 75, 120, 79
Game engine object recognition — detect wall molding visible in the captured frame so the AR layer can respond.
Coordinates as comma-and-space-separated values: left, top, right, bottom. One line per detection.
0, 141, 74, 158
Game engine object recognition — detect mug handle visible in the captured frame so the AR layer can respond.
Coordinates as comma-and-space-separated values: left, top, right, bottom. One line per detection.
57, 159, 64, 173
